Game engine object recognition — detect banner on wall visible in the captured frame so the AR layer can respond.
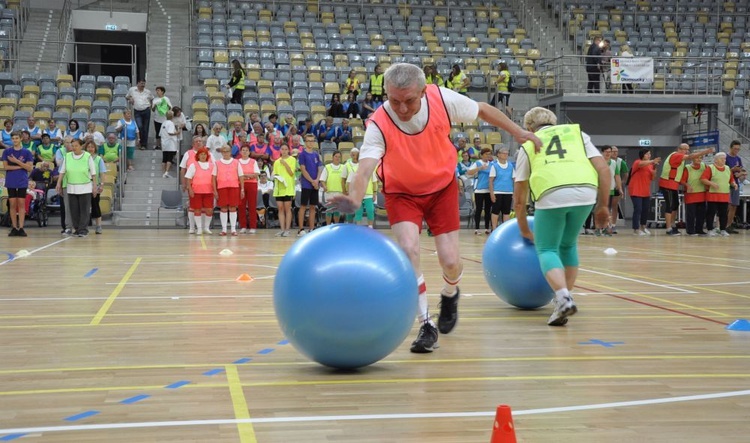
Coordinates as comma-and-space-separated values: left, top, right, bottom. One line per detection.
610, 57, 654, 84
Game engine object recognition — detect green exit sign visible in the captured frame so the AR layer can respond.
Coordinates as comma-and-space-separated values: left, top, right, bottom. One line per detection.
105, 23, 118, 31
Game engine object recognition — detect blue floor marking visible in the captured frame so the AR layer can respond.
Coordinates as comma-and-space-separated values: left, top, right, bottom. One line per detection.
579, 339, 625, 348
203, 368, 225, 376
164, 380, 191, 389
257, 348, 275, 354
119, 394, 151, 404
233, 357, 252, 364
0, 434, 27, 441
83, 268, 99, 278
64, 410, 100, 422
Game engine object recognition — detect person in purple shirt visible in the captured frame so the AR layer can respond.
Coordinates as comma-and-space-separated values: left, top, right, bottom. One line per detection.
2, 131, 34, 236
726, 140, 745, 233
296, 133, 323, 236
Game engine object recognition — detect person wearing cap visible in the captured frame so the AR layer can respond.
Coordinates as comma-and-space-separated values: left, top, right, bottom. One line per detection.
328, 63, 540, 354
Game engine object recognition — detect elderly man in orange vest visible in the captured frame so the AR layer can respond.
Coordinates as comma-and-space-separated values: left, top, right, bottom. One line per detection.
330, 63, 540, 353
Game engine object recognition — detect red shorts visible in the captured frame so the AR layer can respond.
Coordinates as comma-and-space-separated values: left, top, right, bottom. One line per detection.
190, 193, 214, 211
384, 178, 459, 235
218, 187, 240, 207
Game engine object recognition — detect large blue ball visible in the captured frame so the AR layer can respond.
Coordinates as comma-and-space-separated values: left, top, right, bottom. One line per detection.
274, 224, 418, 369
482, 217, 554, 309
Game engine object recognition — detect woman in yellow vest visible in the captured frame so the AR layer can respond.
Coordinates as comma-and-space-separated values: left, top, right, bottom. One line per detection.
514, 107, 611, 326
55, 138, 96, 237
700, 152, 738, 236
272, 143, 297, 237
319, 150, 345, 225
227, 59, 246, 104
369, 64, 384, 101
493, 62, 512, 116
423, 65, 444, 87
447, 64, 469, 95
344, 70, 361, 100
684, 155, 708, 236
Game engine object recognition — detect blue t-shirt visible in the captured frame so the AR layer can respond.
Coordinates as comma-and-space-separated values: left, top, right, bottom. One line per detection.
298, 149, 322, 189
1, 147, 34, 188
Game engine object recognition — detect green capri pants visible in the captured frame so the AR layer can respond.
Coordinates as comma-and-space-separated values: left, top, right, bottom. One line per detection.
346, 196, 375, 222
532, 204, 594, 274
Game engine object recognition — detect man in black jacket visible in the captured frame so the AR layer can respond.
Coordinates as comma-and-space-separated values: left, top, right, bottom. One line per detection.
586, 36, 603, 93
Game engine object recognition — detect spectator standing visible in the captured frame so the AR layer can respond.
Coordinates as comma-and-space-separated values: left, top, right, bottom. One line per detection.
447, 64, 469, 95
226, 59, 246, 104
701, 152, 737, 236
151, 86, 173, 150
159, 110, 179, 178
2, 131, 34, 236
627, 148, 660, 235
237, 144, 260, 234
659, 143, 714, 235
115, 109, 139, 171
467, 147, 494, 234
272, 144, 297, 237
369, 64, 385, 102
126, 80, 154, 150
56, 139, 96, 237
206, 123, 228, 160
214, 145, 244, 236
725, 140, 744, 233
586, 36, 603, 93
493, 62, 512, 115
296, 134, 323, 236
684, 155, 708, 236
85, 141, 107, 235
488, 147, 515, 230
620, 45, 634, 93
184, 147, 216, 235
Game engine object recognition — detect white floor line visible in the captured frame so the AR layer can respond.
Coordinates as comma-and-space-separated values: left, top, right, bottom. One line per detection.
103, 277, 274, 286
0, 237, 70, 266
0, 389, 747, 436
0, 294, 274, 301
579, 267, 696, 294
673, 280, 750, 287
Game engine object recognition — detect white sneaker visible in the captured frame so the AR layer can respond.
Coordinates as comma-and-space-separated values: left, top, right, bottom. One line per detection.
708, 230, 718, 237
195, 229, 203, 235
297, 229, 307, 237
281, 230, 290, 237
248, 229, 256, 234
188, 227, 195, 234
720, 230, 730, 237
547, 295, 577, 326
239, 228, 247, 234
162, 172, 171, 178
275, 231, 284, 237
643, 228, 651, 235
203, 228, 212, 235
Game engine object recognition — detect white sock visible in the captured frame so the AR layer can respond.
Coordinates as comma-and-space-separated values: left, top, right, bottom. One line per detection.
441, 270, 462, 297
229, 211, 237, 231
555, 288, 571, 301
220, 212, 228, 231
202, 214, 210, 230
417, 274, 429, 323
188, 212, 195, 229
194, 214, 202, 231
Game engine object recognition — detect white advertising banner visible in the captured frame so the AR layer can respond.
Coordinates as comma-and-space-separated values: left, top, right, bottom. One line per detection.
610, 57, 654, 84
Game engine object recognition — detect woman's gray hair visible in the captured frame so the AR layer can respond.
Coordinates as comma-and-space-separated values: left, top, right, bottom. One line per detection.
713, 152, 727, 159
384, 63, 426, 93
523, 107, 557, 132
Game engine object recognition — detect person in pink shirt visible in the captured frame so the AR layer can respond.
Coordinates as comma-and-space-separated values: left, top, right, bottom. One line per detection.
237, 144, 260, 234
184, 147, 216, 235
214, 145, 245, 236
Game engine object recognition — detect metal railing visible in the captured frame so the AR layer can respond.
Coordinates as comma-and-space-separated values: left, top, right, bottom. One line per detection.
4, 0, 30, 77
535, 54, 725, 96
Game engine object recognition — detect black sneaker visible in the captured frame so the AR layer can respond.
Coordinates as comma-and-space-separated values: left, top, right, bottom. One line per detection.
8, 228, 18, 237
437, 288, 460, 334
17, 228, 27, 237
410, 321, 438, 353
667, 228, 681, 236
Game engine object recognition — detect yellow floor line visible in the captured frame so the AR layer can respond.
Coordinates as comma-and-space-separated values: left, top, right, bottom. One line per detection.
225, 365, 258, 443
90, 258, 142, 325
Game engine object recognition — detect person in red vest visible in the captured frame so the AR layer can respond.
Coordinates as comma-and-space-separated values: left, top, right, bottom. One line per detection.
184, 147, 216, 235
237, 144, 260, 234
329, 63, 541, 354
658, 143, 714, 235
214, 145, 245, 236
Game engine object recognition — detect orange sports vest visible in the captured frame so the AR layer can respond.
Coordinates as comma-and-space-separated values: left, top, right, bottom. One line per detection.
239, 158, 258, 183
368, 84, 455, 195
216, 158, 240, 189
191, 162, 214, 194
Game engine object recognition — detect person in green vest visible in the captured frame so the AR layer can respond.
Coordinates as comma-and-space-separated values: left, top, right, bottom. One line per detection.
86, 140, 107, 234
55, 138, 96, 237
34, 133, 58, 164
226, 59, 246, 104
423, 65, 444, 87
700, 151, 738, 237
513, 107, 611, 327
20, 130, 34, 151
369, 64, 384, 102
99, 132, 122, 166
447, 64, 470, 95
684, 155, 708, 235
658, 143, 714, 235
319, 150, 345, 225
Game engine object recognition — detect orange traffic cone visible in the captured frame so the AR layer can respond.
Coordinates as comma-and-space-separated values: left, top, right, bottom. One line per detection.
236, 274, 254, 282
490, 404, 517, 443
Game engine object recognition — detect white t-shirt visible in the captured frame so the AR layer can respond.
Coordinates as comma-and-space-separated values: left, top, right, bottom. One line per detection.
468, 159, 492, 193
515, 128, 601, 209
206, 134, 227, 159
173, 113, 188, 141
84, 130, 105, 147
159, 120, 179, 152
59, 152, 97, 194
489, 160, 515, 194
127, 87, 154, 111
360, 87, 480, 160
184, 161, 217, 179
258, 180, 274, 194
340, 159, 357, 180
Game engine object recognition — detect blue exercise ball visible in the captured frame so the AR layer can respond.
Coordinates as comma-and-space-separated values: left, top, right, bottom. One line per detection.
482, 217, 554, 309
274, 224, 418, 369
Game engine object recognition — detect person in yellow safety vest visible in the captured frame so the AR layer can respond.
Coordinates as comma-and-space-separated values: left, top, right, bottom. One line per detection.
658, 143, 714, 235
423, 65, 444, 87
344, 70, 361, 100
369, 64, 384, 102
514, 107, 611, 327
227, 59, 246, 104
319, 150, 345, 225
700, 151, 738, 236
447, 64, 470, 95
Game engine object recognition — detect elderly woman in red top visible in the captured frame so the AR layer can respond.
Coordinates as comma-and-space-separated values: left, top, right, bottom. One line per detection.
701, 152, 738, 237
237, 144, 260, 234
184, 147, 216, 235
627, 148, 661, 235
215, 145, 245, 236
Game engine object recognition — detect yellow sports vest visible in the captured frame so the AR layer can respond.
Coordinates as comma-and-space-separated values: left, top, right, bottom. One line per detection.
686, 163, 706, 193
370, 74, 384, 95
660, 152, 686, 183
708, 165, 731, 194
272, 156, 297, 197
102, 142, 120, 162
521, 124, 598, 201
235, 69, 246, 90
65, 151, 92, 185
448, 72, 467, 93
346, 161, 374, 195
324, 163, 344, 193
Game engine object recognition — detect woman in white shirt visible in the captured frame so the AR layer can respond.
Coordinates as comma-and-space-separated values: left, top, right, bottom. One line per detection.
466, 147, 494, 234
151, 86, 173, 150
83, 121, 105, 148
159, 111, 179, 178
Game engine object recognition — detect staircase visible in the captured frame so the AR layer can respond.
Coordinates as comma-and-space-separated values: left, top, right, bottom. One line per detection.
114, 150, 185, 227
17, 8, 61, 76
145, 0, 192, 108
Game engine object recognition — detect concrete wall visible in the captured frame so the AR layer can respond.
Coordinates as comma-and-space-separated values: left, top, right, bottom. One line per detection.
71, 10, 147, 32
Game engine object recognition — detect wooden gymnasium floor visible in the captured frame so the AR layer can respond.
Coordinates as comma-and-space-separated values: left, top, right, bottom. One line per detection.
1, 227, 749, 442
